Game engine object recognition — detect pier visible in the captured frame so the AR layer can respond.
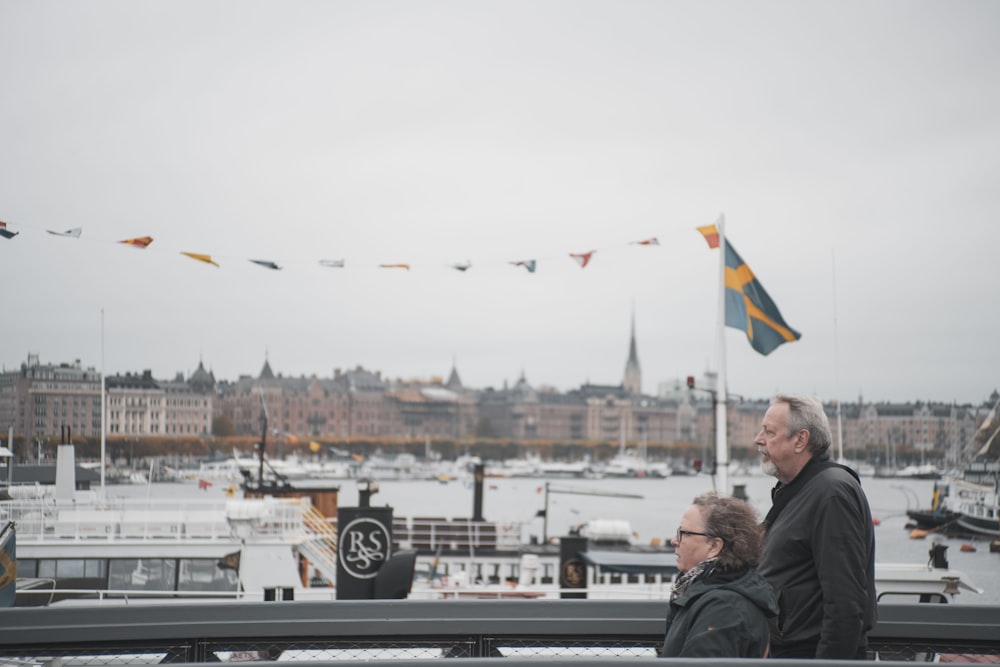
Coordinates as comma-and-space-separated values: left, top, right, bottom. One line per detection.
0, 600, 998, 664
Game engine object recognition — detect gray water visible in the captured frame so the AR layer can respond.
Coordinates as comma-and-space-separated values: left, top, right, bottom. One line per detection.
114, 474, 999, 604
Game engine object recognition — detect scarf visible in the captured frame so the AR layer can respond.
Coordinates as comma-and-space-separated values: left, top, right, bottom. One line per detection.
670, 557, 718, 602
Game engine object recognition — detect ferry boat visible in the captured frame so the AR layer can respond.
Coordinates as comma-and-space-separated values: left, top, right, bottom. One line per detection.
5, 445, 342, 606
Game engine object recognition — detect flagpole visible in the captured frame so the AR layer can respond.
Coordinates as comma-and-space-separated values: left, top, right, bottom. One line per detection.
100, 309, 106, 499
832, 248, 845, 463
715, 215, 730, 496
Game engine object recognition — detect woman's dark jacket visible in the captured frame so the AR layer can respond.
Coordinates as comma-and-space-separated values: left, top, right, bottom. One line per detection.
659, 567, 778, 658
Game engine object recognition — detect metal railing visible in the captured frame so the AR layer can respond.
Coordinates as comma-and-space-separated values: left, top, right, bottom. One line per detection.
0, 600, 998, 664
2, 494, 317, 542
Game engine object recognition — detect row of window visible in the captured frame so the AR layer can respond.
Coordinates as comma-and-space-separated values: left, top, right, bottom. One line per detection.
33, 395, 100, 405
17, 557, 240, 593
105, 424, 208, 434
28, 379, 101, 388
32, 419, 101, 427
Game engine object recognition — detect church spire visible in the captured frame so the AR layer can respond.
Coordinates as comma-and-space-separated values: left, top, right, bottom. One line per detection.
259, 350, 275, 380
623, 307, 642, 394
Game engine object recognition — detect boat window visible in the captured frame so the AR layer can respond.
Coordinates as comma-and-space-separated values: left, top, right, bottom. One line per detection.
109, 558, 178, 591
30, 559, 105, 579
177, 558, 239, 592
57, 560, 86, 578
18, 559, 37, 578
38, 560, 56, 578
84, 559, 107, 577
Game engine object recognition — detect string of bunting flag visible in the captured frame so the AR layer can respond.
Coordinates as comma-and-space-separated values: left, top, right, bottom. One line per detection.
2, 218, 700, 273
1, 216, 801, 355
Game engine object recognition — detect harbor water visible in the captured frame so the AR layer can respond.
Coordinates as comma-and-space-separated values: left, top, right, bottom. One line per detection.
115, 473, 999, 604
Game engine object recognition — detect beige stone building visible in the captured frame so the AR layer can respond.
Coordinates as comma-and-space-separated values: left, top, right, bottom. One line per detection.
0, 354, 215, 442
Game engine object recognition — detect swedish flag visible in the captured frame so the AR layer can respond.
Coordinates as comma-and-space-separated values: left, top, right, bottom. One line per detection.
0, 522, 15, 607
725, 240, 801, 355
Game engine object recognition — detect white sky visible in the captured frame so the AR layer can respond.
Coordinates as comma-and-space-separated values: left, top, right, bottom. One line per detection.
2, 0, 998, 405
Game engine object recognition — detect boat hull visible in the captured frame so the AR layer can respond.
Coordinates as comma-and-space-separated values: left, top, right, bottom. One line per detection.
955, 514, 1000, 536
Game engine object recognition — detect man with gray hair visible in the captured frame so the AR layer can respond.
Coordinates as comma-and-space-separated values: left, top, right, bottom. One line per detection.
755, 394, 876, 659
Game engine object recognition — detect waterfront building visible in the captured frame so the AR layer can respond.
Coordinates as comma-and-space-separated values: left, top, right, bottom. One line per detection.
2, 337, 995, 469
105, 370, 164, 435
0, 354, 215, 442
384, 364, 477, 440
476, 375, 689, 445
104, 364, 215, 438
216, 362, 394, 440
164, 361, 216, 437
0, 355, 102, 439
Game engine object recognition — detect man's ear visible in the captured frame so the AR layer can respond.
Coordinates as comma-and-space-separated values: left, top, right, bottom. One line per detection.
794, 430, 810, 454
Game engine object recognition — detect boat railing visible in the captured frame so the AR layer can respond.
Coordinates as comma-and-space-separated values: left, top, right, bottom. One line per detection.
1, 494, 318, 542
13, 586, 256, 606
391, 516, 525, 552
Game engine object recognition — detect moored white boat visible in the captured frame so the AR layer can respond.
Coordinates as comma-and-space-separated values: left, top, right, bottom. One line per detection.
3, 446, 341, 606
896, 464, 944, 480
950, 476, 1000, 536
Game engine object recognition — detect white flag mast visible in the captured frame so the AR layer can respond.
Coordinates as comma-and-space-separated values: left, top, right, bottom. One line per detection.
714, 215, 730, 496
100, 308, 107, 500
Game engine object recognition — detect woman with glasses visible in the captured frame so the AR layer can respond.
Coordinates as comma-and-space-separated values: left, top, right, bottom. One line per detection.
659, 492, 778, 658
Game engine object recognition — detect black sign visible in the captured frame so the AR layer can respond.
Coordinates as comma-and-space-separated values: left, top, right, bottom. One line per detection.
559, 536, 588, 599
336, 506, 393, 599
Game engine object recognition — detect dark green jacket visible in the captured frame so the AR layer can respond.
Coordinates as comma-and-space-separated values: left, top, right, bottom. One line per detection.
659, 567, 778, 658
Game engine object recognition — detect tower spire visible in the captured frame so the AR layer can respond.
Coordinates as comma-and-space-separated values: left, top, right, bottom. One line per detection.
623, 306, 642, 394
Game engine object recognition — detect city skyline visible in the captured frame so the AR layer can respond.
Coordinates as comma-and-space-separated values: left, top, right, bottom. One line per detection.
3, 347, 995, 408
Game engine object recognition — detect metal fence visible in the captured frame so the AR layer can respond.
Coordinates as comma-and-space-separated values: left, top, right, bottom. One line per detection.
0, 600, 998, 664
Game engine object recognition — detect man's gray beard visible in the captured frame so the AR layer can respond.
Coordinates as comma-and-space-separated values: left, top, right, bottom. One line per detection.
759, 458, 778, 478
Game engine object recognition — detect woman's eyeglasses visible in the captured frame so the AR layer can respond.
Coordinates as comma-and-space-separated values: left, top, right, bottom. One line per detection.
676, 528, 714, 542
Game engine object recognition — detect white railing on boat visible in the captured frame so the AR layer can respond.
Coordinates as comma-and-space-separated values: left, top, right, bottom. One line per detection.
1, 494, 325, 543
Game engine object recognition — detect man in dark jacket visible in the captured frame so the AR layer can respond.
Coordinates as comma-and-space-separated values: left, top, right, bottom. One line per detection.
756, 394, 877, 659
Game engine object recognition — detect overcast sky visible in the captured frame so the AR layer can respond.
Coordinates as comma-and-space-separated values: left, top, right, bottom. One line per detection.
2, 1, 997, 406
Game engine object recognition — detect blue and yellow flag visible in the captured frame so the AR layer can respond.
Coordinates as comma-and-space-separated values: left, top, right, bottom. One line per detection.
724, 240, 801, 355
0, 522, 15, 607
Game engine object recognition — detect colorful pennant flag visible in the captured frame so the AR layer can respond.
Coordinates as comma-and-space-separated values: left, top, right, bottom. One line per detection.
0, 222, 18, 240
119, 236, 153, 248
697, 224, 720, 249
319, 259, 345, 268
510, 259, 537, 273
181, 252, 220, 267
379, 263, 410, 270
569, 250, 595, 268
451, 261, 472, 272
250, 259, 282, 270
631, 237, 660, 246
47, 227, 82, 238
724, 239, 801, 355
0, 522, 14, 608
